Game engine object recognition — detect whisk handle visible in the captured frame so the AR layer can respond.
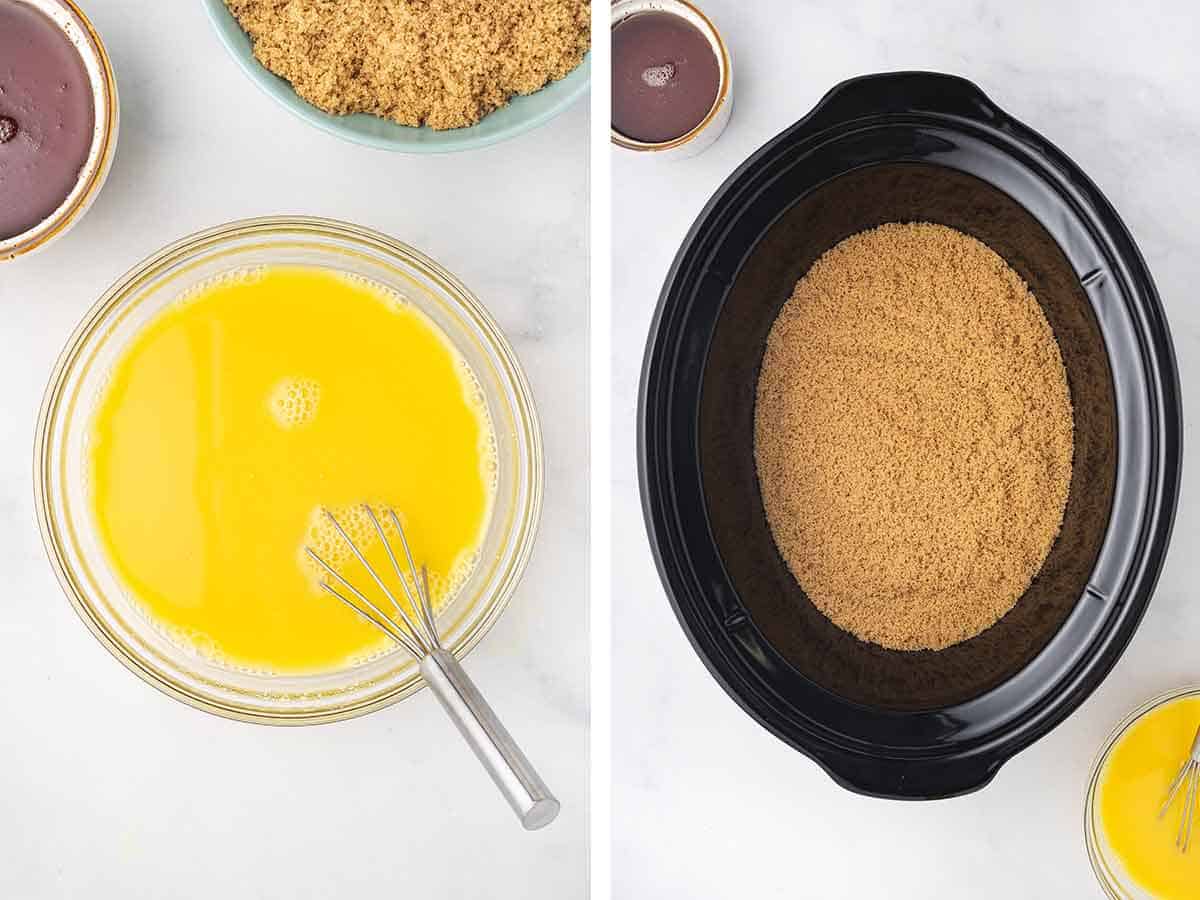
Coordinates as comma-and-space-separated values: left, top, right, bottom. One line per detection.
420, 648, 560, 830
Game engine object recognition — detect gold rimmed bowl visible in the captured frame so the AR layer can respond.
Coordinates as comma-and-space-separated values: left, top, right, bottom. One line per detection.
1, 0, 118, 261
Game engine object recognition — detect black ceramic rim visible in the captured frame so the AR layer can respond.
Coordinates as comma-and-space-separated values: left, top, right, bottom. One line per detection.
638, 72, 1183, 799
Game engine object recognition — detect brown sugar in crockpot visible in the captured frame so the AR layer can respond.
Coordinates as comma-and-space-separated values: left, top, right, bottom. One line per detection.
224, 0, 591, 131
753, 222, 1074, 652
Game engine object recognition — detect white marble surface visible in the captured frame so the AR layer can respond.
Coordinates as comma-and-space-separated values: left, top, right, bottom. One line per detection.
613, 1, 1200, 897
0, 2, 588, 897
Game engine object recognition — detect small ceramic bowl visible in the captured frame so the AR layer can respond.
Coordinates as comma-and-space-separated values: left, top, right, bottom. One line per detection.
610, 0, 732, 160
0, 0, 118, 261
202, 0, 590, 153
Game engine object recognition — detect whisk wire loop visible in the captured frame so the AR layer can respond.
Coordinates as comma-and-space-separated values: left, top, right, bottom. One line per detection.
1158, 725, 1200, 854
303, 504, 560, 830
303, 545, 421, 656
1182, 763, 1198, 852
319, 580, 421, 657
322, 508, 429, 647
418, 567, 438, 644
357, 505, 433, 647
386, 508, 440, 646
361, 506, 415, 610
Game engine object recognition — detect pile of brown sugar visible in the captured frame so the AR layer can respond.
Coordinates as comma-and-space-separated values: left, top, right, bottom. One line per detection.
224, 0, 591, 130
753, 222, 1074, 652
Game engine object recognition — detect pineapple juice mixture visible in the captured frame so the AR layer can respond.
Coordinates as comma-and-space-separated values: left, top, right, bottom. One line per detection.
88, 266, 495, 673
1099, 696, 1200, 899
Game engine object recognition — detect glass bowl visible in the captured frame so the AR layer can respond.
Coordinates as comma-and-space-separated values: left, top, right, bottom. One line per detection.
201, 0, 589, 153
1086, 686, 1200, 897
34, 217, 543, 724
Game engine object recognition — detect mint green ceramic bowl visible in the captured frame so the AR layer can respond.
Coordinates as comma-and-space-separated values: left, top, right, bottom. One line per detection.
202, 0, 590, 153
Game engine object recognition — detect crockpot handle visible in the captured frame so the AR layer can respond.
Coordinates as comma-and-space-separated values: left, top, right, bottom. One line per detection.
799, 71, 1004, 135
818, 750, 1005, 800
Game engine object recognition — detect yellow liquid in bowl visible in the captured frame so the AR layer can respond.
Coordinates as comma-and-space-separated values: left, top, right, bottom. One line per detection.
88, 266, 495, 674
1099, 696, 1200, 899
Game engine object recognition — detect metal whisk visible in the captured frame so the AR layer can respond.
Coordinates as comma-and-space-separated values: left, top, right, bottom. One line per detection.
305, 505, 559, 830
1158, 725, 1200, 852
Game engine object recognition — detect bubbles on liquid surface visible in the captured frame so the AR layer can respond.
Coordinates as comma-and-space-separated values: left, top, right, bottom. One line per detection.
174, 266, 267, 307
299, 503, 476, 623
268, 377, 321, 428
91, 264, 498, 676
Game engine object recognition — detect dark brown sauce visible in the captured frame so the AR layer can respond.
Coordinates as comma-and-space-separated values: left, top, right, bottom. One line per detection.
612, 12, 720, 145
0, 1, 96, 240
